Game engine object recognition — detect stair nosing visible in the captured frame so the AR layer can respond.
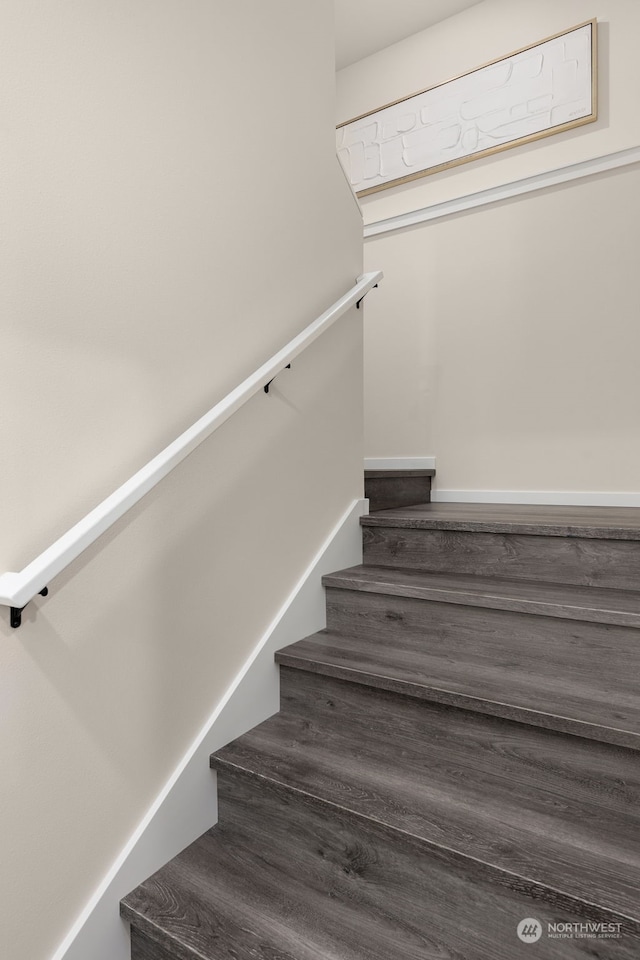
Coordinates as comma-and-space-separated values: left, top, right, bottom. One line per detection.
274, 646, 640, 751
210, 757, 640, 928
121, 904, 212, 960
360, 514, 640, 541
322, 568, 640, 628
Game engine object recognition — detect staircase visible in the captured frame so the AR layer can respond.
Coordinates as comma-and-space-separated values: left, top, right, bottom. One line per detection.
121, 491, 640, 959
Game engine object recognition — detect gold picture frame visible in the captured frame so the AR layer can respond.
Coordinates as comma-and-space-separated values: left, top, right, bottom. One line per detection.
337, 19, 598, 198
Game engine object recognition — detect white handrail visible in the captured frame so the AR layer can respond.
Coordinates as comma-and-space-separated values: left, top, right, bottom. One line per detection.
0, 271, 382, 616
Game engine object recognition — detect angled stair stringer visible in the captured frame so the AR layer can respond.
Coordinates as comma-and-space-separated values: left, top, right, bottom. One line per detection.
122, 501, 640, 960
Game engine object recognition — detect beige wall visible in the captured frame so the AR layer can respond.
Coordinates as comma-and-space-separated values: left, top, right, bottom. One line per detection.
0, 3, 362, 958
337, 0, 640, 494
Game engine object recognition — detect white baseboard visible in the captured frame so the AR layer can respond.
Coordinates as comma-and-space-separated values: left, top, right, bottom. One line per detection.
431, 490, 640, 507
52, 498, 367, 960
365, 457, 436, 471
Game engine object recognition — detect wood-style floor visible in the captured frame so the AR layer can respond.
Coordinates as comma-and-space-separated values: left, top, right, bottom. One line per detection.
122, 499, 640, 960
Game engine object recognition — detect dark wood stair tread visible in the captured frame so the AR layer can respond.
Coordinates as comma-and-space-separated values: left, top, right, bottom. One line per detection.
124, 501, 640, 959
211, 669, 640, 923
276, 624, 640, 750
362, 502, 640, 540
323, 565, 640, 627
124, 767, 640, 960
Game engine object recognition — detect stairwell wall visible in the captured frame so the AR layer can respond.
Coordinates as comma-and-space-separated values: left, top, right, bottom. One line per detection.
337, 0, 640, 498
0, 4, 363, 959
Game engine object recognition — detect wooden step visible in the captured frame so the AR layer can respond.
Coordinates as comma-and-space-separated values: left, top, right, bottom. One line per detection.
364, 468, 434, 512
363, 502, 640, 539
320, 565, 640, 749
323, 565, 640, 628
123, 764, 640, 960
277, 613, 640, 751
362, 503, 640, 589
211, 668, 640, 924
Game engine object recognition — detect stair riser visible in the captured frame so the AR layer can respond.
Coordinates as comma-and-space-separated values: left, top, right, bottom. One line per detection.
216, 767, 640, 959
130, 927, 179, 960
323, 587, 640, 749
364, 473, 432, 512
362, 526, 640, 590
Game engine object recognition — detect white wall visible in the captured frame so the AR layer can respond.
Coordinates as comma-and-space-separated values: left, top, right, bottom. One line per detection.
0, 3, 362, 959
337, 0, 640, 497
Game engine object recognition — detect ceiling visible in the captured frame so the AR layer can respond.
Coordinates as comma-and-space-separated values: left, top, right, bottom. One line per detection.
335, 0, 485, 70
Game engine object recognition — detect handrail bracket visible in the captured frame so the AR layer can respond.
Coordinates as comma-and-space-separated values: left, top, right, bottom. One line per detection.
356, 283, 378, 309
11, 587, 49, 629
264, 363, 291, 394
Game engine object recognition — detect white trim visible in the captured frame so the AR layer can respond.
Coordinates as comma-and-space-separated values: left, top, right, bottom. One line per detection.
51, 499, 368, 960
0, 272, 382, 612
365, 457, 436, 471
431, 490, 640, 507
336, 152, 363, 219
364, 146, 640, 238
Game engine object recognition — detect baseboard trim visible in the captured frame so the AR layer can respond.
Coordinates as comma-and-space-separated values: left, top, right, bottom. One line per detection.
431, 490, 640, 507
364, 145, 640, 238
365, 457, 436, 471
51, 498, 368, 960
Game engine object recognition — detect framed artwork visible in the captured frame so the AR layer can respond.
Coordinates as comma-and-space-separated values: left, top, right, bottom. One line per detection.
337, 19, 597, 197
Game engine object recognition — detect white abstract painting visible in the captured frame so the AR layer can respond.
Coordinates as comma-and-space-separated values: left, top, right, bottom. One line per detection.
337, 21, 596, 196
